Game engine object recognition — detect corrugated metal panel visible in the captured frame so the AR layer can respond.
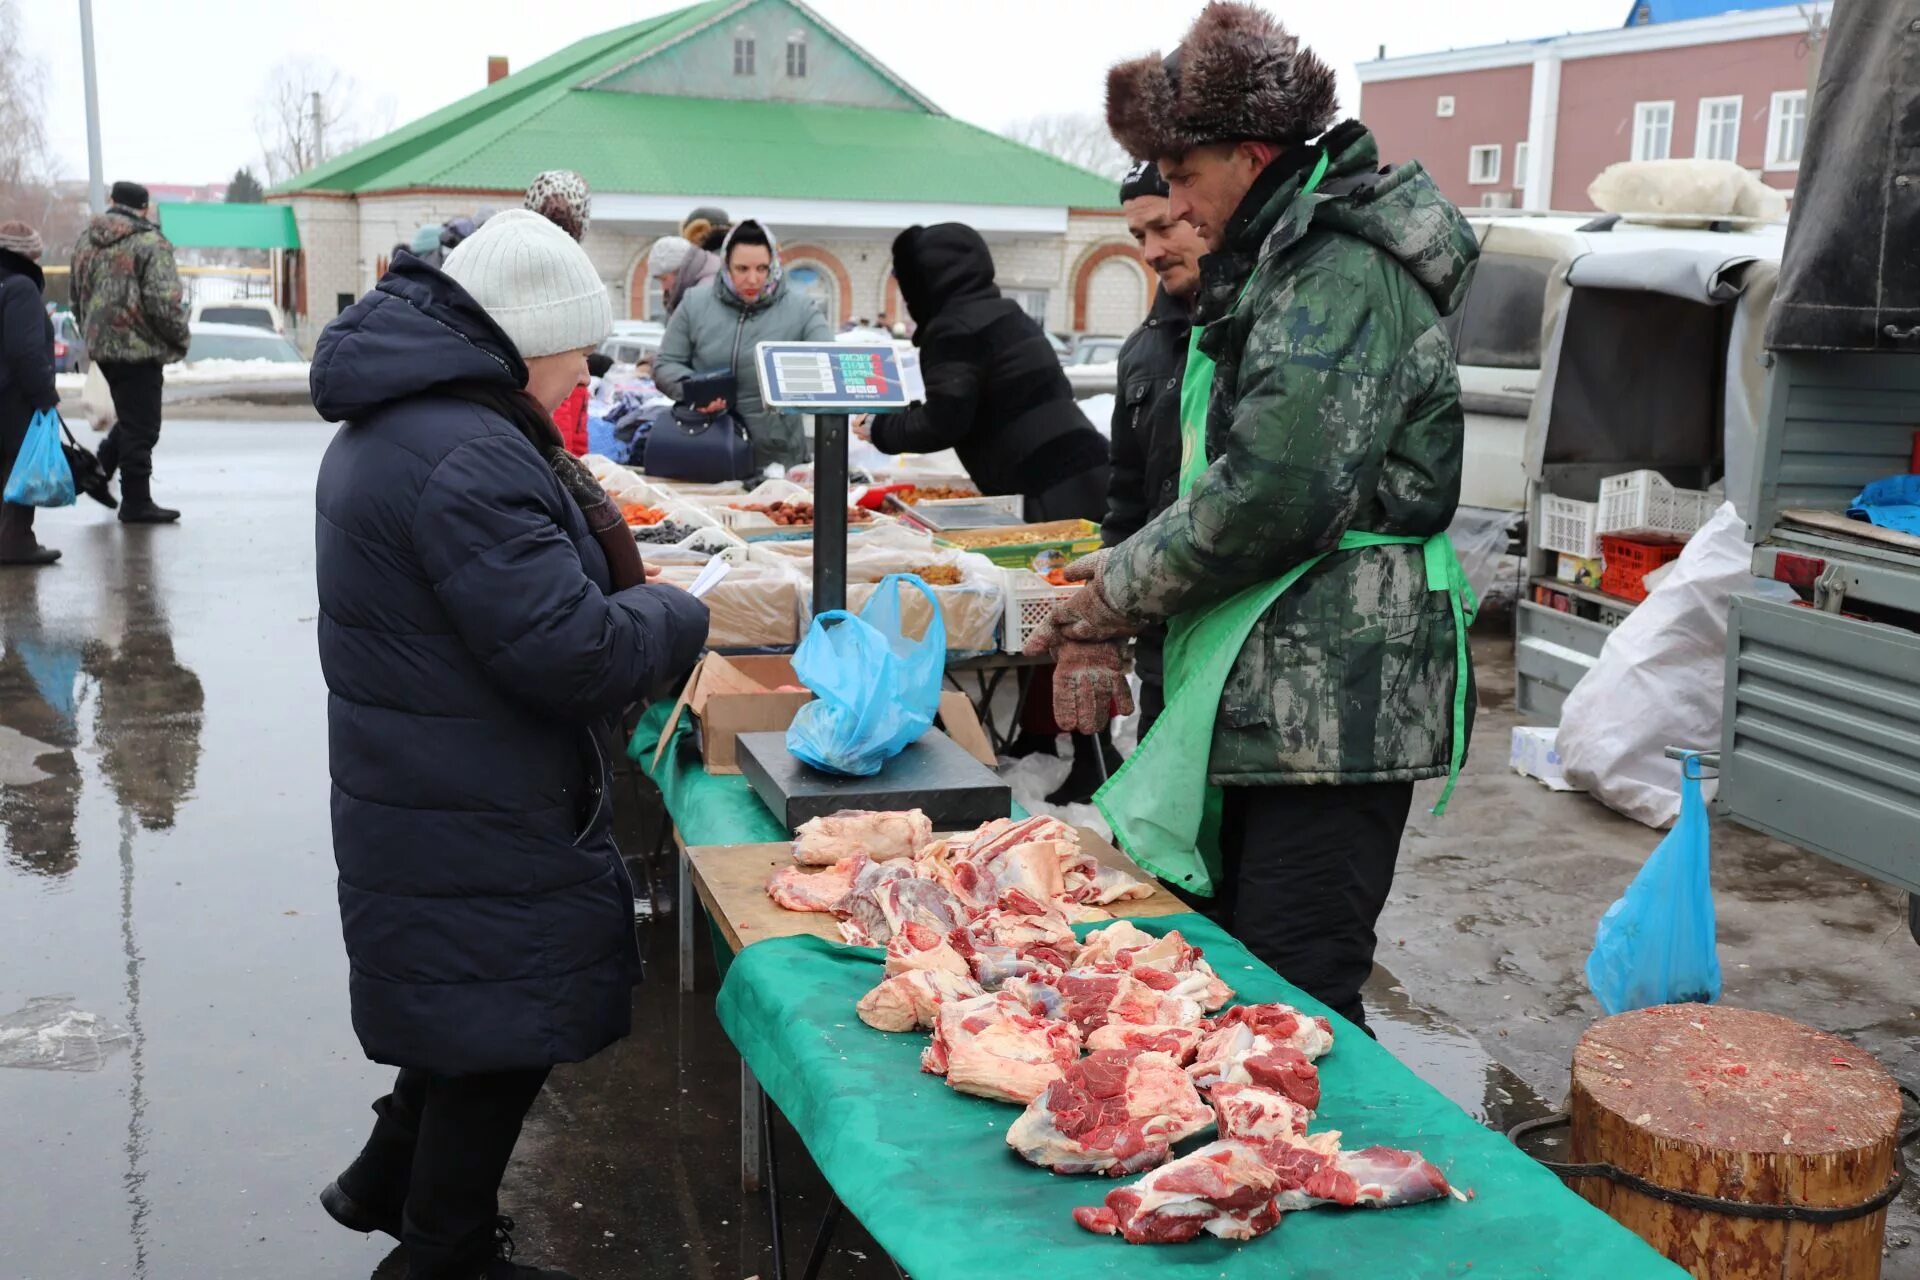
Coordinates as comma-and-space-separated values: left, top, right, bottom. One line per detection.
1719, 595, 1920, 892
1514, 602, 1611, 723
1752, 352, 1920, 535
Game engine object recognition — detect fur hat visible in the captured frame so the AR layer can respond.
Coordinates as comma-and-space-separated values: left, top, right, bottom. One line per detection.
0, 220, 43, 261
1106, 2, 1338, 160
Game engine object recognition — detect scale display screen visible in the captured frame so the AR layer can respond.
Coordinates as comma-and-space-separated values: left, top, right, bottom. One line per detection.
757, 342, 921, 410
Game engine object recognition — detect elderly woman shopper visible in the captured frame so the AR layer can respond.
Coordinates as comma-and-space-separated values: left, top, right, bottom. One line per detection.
654, 219, 832, 471
310, 209, 708, 1280
0, 221, 60, 567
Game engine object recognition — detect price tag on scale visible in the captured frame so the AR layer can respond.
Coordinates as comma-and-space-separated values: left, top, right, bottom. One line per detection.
756, 342, 924, 412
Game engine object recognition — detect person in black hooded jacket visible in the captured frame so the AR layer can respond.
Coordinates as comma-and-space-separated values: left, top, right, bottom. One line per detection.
865, 223, 1117, 799
0, 221, 60, 566
311, 210, 708, 1280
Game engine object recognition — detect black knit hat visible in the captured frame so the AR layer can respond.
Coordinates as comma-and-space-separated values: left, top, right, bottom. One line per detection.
1119, 158, 1170, 204
110, 180, 150, 210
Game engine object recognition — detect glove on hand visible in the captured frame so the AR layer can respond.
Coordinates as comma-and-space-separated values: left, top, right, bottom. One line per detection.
1052, 641, 1135, 735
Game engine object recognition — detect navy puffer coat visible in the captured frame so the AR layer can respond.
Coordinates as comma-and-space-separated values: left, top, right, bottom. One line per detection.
312, 258, 708, 1075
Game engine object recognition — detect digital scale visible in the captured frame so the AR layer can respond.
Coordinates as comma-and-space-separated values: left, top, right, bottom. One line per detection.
748, 342, 1009, 829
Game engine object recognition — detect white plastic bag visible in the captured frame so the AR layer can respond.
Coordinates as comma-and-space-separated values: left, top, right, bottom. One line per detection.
1557, 503, 1795, 827
80, 364, 116, 432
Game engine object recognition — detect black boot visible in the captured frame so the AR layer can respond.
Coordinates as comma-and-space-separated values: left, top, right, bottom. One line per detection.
411, 1218, 578, 1280
320, 1179, 401, 1240
1046, 730, 1120, 806
0, 503, 60, 566
118, 473, 180, 524
97, 429, 119, 483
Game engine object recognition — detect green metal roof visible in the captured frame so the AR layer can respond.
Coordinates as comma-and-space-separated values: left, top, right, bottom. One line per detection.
156, 202, 300, 249
271, 0, 1113, 208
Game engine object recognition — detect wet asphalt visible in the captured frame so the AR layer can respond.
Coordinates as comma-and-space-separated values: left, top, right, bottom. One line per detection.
0, 416, 1914, 1279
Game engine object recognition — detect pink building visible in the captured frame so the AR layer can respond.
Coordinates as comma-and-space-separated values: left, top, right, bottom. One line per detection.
1355, 1, 1825, 212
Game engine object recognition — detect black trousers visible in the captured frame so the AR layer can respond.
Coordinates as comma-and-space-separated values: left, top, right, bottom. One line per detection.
1177, 782, 1414, 1032
340, 1066, 550, 1278
97, 360, 165, 480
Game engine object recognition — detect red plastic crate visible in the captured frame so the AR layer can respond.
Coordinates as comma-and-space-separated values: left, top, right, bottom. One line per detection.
1599, 534, 1684, 603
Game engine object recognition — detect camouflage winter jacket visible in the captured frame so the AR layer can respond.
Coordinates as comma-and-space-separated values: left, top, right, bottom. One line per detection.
1100, 123, 1479, 786
70, 207, 190, 365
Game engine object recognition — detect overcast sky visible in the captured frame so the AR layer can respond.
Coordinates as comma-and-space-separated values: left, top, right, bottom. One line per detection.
22, 0, 1627, 186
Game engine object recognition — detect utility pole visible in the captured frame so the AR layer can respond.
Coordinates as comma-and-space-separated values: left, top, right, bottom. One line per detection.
78, 0, 105, 213
310, 90, 326, 169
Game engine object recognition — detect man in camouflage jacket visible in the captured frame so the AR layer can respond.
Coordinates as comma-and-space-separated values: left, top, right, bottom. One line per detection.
70, 180, 189, 522
1030, 3, 1478, 1029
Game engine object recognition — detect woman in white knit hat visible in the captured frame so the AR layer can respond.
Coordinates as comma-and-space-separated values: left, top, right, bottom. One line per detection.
309, 208, 709, 1280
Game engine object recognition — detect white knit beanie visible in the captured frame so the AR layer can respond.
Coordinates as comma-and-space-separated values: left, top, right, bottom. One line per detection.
648, 235, 693, 278
442, 209, 612, 359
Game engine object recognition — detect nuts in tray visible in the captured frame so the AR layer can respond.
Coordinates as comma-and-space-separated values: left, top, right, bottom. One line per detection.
730, 500, 875, 526
908, 563, 964, 586
902, 485, 982, 503
938, 519, 1091, 548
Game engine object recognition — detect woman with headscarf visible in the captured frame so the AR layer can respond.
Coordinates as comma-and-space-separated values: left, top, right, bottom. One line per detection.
0, 221, 60, 566
861, 223, 1116, 799
653, 219, 832, 471
523, 170, 591, 243
310, 208, 708, 1280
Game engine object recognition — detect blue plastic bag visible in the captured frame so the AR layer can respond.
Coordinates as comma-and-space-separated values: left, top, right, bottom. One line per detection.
1585, 753, 1722, 1014
4, 410, 76, 508
786, 574, 946, 777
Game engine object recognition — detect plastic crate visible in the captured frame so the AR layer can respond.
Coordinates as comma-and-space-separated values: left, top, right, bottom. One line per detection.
1537, 495, 1601, 559
1002, 569, 1079, 653
936, 519, 1103, 570
1598, 534, 1684, 603
1597, 470, 1714, 540
906, 493, 1027, 523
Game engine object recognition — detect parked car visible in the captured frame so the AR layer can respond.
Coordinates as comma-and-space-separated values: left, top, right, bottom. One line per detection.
1046, 330, 1072, 362
1064, 335, 1124, 367
184, 322, 306, 365
51, 310, 86, 374
600, 319, 666, 367
189, 298, 286, 334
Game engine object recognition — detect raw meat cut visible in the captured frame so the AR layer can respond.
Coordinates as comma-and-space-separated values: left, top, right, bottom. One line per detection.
1078, 864, 1156, 905
1077, 922, 1235, 1011
766, 854, 869, 913
1210, 1082, 1313, 1146
1072, 1141, 1284, 1244
963, 815, 1077, 860
1084, 1023, 1207, 1064
1208, 1002, 1335, 1056
857, 969, 984, 1032
791, 808, 933, 865
921, 993, 1082, 1104
963, 910, 1080, 963
883, 921, 970, 978
1187, 1025, 1323, 1112
1032, 969, 1204, 1035
1007, 1049, 1215, 1176
1273, 1145, 1453, 1210
838, 869, 970, 946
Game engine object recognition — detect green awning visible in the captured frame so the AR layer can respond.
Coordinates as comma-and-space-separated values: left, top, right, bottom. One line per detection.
156, 202, 300, 250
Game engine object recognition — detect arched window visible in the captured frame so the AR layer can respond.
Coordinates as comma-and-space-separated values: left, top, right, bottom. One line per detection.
785, 262, 836, 325
732, 30, 755, 76
785, 32, 807, 78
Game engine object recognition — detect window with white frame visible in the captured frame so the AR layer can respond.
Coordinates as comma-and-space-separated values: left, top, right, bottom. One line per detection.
1514, 141, 1531, 187
1437, 95, 1455, 118
1469, 145, 1501, 185
1695, 95, 1742, 162
732, 31, 756, 75
1767, 90, 1808, 169
786, 33, 807, 78
1632, 101, 1674, 161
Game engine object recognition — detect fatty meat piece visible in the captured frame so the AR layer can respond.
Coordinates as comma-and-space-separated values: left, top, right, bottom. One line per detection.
963, 815, 1078, 860
1072, 1140, 1284, 1244
792, 809, 934, 866
765, 854, 870, 913
963, 910, 1080, 963
1276, 1145, 1454, 1210
1062, 861, 1156, 906
1209, 1001, 1336, 1056
837, 866, 968, 946
1187, 1025, 1323, 1112
882, 921, 971, 978
1077, 922, 1235, 1011
1007, 1050, 1216, 1176
1038, 968, 1204, 1035
920, 992, 1082, 1104
1084, 1022, 1207, 1064
1209, 1082, 1313, 1145
856, 969, 984, 1032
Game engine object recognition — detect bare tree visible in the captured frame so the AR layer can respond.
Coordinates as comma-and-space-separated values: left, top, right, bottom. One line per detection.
0, 0, 89, 259
1002, 111, 1131, 180
254, 58, 375, 184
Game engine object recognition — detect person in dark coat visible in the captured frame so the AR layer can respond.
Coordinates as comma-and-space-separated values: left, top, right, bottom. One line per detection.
862, 223, 1115, 800
311, 209, 708, 1280
1105, 161, 1207, 735
0, 220, 61, 566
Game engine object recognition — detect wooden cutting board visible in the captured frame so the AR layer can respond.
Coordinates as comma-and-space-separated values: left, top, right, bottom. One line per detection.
684, 827, 1187, 955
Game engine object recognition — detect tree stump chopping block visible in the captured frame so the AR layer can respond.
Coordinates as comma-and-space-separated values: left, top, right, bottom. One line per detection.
1570, 1005, 1902, 1280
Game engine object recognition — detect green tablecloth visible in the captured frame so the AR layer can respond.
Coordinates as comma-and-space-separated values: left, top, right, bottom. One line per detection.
716, 914, 1683, 1280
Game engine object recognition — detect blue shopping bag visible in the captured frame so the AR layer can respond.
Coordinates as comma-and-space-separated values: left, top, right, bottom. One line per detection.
4, 409, 76, 507
1585, 752, 1722, 1014
786, 574, 946, 777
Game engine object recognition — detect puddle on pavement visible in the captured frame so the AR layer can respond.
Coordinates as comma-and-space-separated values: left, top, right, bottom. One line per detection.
1362, 966, 1558, 1133
0, 995, 130, 1071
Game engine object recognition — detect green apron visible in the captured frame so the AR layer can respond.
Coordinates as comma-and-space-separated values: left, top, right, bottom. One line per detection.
1094, 157, 1476, 896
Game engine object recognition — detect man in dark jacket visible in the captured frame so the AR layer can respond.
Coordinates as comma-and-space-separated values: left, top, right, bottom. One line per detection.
69, 180, 190, 523
311, 212, 708, 1280
1105, 162, 1207, 732
0, 220, 61, 566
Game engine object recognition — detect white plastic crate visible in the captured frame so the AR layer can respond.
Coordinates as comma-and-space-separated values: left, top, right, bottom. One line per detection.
909, 493, 1025, 521
1537, 495, 1601, 559
1002, 568, 1078, 654
1597, 470, 1713, 540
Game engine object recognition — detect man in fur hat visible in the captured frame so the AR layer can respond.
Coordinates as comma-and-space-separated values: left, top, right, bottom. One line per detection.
1026, 1, 1480, 1033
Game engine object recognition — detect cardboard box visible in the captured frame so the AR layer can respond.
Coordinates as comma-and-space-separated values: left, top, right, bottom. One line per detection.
654, 653, 996, 776
1555, 553, 1606, 589
1510, 725, 1581, 792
